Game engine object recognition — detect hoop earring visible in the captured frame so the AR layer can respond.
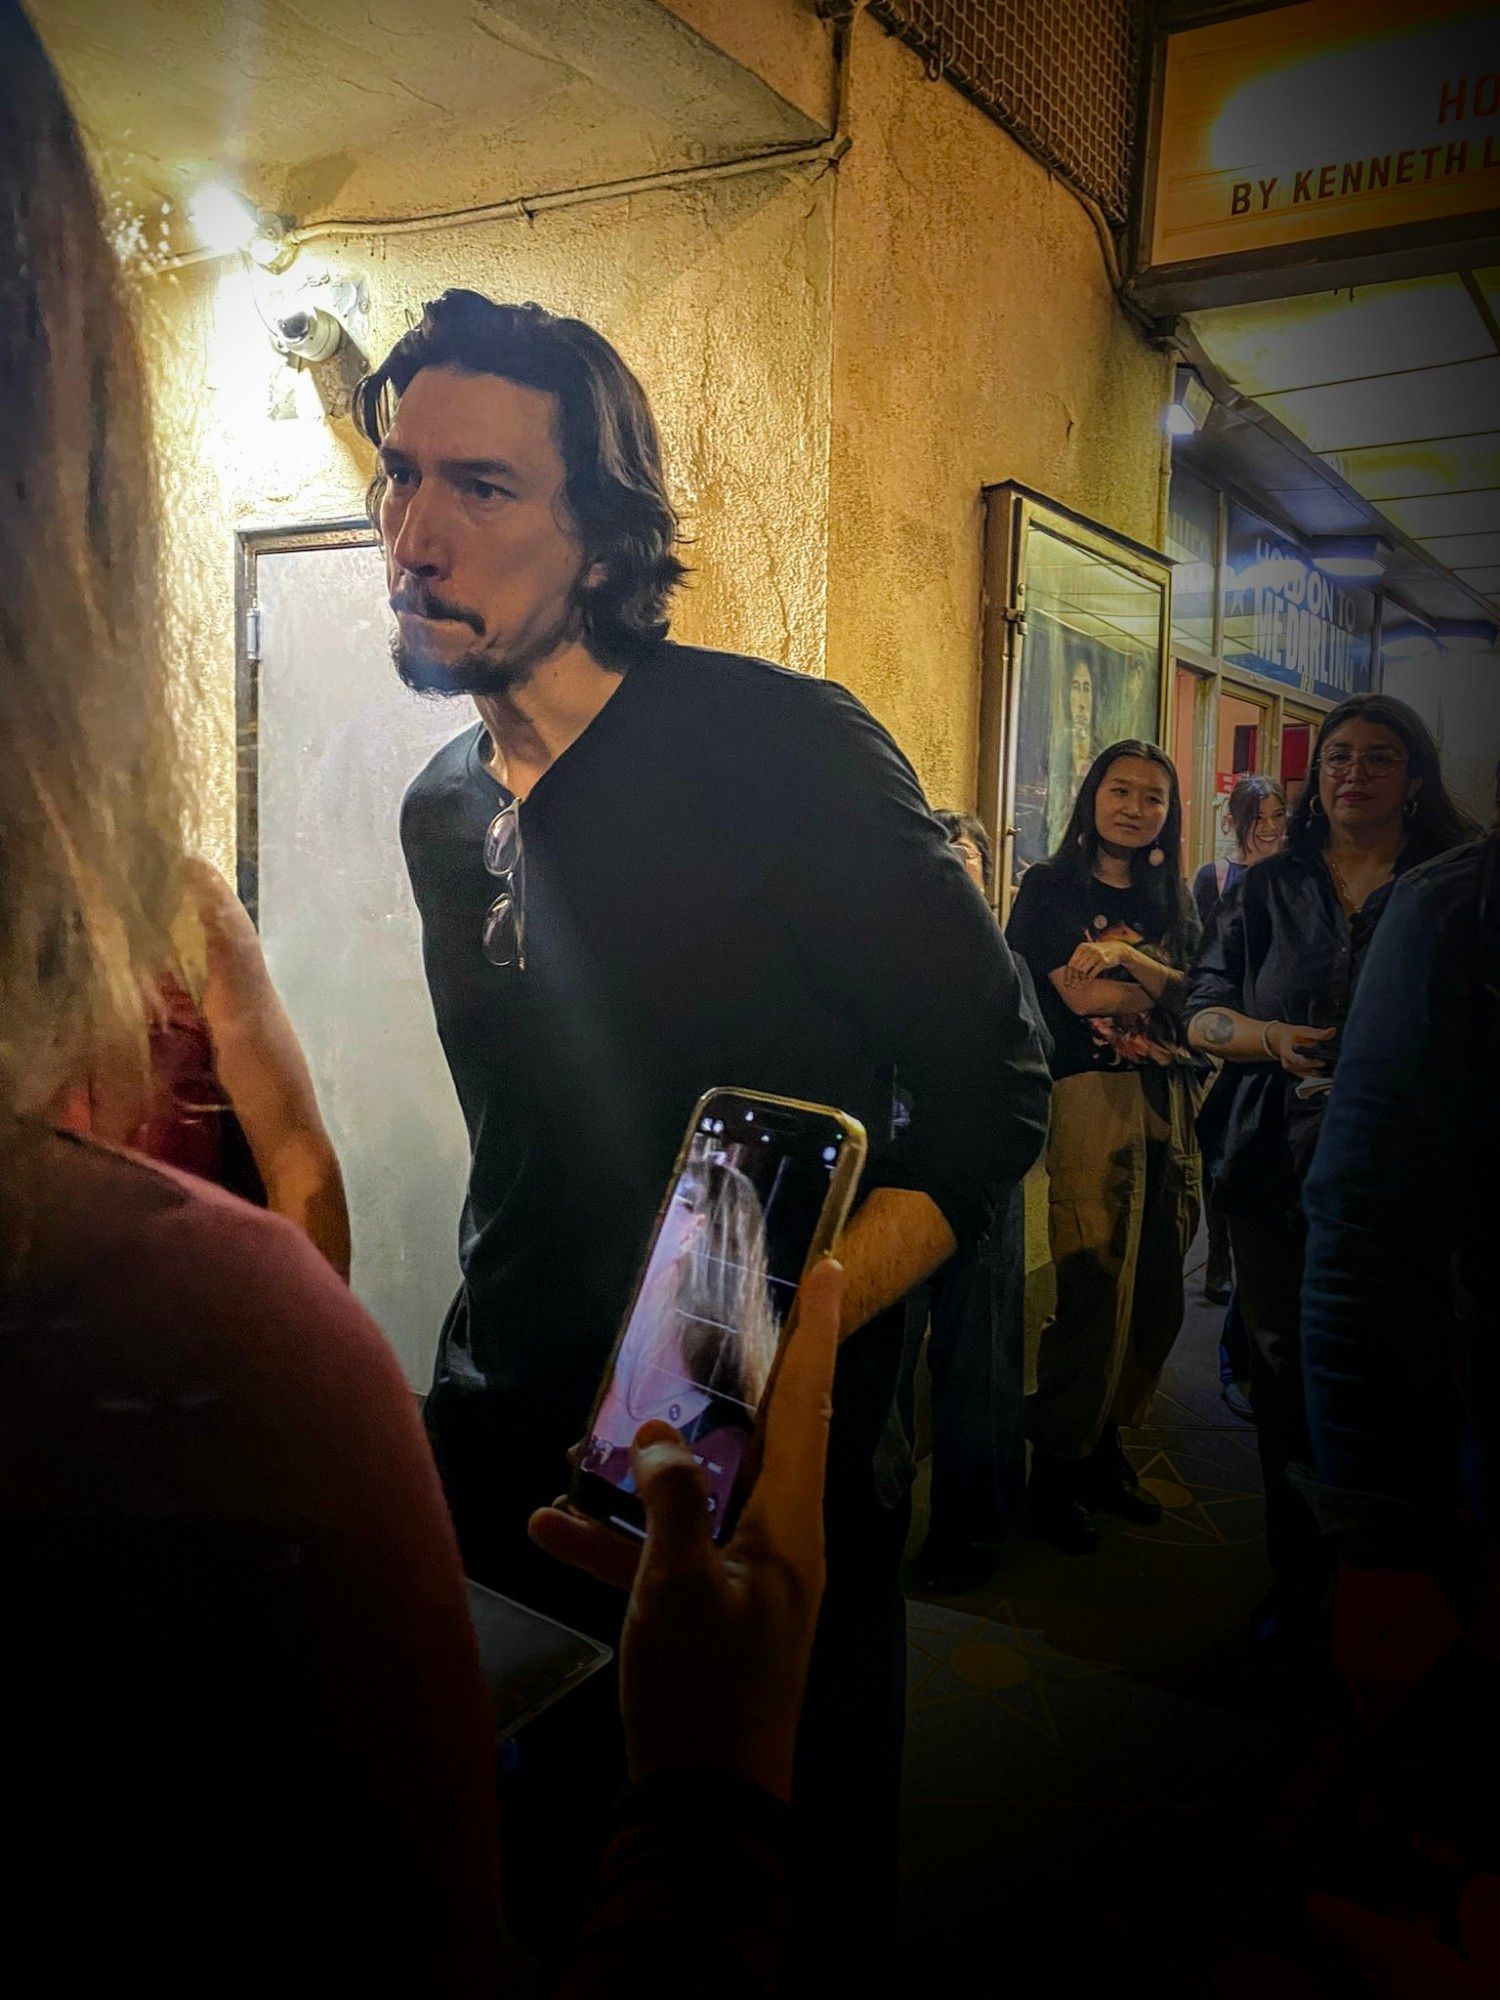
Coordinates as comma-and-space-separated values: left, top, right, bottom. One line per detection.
1148, 846, 1165, 867
1309, 793, 1325, 819
1403, 794, 1418, 821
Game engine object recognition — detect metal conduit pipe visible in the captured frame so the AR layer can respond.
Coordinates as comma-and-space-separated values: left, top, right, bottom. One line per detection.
158, 4, 866, 272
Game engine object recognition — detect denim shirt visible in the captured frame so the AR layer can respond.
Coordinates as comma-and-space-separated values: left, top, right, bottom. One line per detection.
1184, 846, 1411, 1216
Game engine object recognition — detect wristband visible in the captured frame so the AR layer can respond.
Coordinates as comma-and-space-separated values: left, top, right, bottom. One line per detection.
1261, 1019, 1280, 1060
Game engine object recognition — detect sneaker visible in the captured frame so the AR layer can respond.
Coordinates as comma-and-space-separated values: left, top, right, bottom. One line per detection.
1082, 1425, 1163, 1524
1221, 1379, 1254, 1422
1203, 1259, 1233, 1304
1027, 1455, 1101, 1554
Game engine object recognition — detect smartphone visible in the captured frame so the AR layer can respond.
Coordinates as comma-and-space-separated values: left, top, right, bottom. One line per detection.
572, 1088, 867, 1543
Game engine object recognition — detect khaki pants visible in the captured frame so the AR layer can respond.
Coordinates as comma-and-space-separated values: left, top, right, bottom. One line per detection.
1028, 1068, 1202, 1459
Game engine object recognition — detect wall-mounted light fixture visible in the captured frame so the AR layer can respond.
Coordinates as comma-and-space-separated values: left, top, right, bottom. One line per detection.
1311, 535, 1390, 584
1433, 616, 1498, 652
270, 303, 345, 363
1379, 602, 1437, 662
1165, 365, 1213, 438
187, 183, 293, 270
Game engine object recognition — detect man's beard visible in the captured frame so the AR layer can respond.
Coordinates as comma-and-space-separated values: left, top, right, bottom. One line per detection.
391, 631, 531, 699
389, 585, 588, 698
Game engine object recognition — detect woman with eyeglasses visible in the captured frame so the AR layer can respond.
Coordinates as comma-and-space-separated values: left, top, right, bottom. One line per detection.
1185, 694, 1478, 1651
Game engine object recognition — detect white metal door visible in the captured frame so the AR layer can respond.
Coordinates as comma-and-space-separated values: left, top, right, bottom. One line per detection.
247, 532, 472, 1390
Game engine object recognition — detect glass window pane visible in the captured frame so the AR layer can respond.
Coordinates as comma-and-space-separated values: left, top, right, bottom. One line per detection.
1173, 666, 1200, 874
1280, 714, 1315, 818
254, 541, 471, 1391
1211, 690, 1269, 863
1166, 469, 1216, 655
1011, 525, 1165, 887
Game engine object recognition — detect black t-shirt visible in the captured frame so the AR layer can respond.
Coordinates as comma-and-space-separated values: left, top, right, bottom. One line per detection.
1005, 860, 1188, 1081
401, 639, 1050, 1508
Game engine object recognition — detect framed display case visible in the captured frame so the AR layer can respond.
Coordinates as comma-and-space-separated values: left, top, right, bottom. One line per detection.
979, 485, 1175, 913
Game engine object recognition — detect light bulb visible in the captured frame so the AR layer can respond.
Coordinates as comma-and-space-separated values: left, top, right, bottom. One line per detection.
187, 184, 259, 256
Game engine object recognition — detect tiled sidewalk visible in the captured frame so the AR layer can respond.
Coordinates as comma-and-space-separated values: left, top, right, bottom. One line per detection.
899, 1243, 1287, 1987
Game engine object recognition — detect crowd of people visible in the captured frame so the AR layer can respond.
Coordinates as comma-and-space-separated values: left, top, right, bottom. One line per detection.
2, 1, 1495, 1991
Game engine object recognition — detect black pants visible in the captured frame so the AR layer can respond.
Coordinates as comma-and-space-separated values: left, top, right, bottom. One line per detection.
1226, 1212, 1329, 1597
425, 1374, 910, 1986
1205, 1191, 1233, 1286
789, 1487, 911, 1994
424, 1374, 626, 1972
899, 1187, 1027, 1545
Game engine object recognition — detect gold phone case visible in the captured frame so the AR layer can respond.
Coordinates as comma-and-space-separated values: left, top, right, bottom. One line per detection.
573, 1086, 868, 1524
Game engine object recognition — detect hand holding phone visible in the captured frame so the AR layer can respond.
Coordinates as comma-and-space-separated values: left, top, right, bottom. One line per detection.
530, 1257, 843, 1799
569, 1089, 866, 1545
1266, 1019, 1338, 1078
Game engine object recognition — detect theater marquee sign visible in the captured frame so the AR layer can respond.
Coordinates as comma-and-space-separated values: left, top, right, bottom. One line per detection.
1220, 506, 1376, 705
1140, 0, 1500, 301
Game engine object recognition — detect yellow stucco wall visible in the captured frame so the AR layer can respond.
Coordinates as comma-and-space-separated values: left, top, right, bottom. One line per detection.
139, 7, 1169, 864
141, 157, 833, 867
659, 0, 834, 130
824, 17, 1172, 808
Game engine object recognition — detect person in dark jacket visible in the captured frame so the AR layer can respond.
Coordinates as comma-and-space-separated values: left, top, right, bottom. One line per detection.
1300, 810, 1498, 1670
1185, 695, 1477, 1649
361, 288, 1050, 1973
1192, 775, 1286, 1325
1294, 814, 1500, 1975
903, 811, 1052, 1593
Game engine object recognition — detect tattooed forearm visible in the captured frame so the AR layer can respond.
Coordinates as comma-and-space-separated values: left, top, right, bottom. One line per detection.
1197, 1010, 1235, 1048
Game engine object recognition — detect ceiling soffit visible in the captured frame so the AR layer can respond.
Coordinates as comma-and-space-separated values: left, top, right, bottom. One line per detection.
1188, 273, 1500, 613
35, 0, 820, 251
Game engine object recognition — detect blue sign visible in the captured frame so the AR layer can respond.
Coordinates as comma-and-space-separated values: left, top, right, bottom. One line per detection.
1221, 503, 1374, 701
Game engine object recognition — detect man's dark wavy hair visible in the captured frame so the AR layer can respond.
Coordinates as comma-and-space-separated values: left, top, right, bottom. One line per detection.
353, 291, 687, 650
934, 808, 993, 893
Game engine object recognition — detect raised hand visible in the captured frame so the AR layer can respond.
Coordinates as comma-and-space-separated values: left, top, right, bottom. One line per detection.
529, 1258, 842, 1799
1063, 937, 1136, 985
1265, 1020, 1338, 1078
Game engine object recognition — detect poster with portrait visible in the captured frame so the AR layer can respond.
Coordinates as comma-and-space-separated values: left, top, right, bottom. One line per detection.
1010, 608, 1162, 887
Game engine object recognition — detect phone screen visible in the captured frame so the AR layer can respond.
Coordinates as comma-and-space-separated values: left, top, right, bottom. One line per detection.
578, 1093, 856, 1540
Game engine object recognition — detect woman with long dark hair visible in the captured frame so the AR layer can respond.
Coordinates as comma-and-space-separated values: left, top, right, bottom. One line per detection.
1193, 774, 1288, 936
1185, 693, 1478, 1648
1007, 741, 1204, 1554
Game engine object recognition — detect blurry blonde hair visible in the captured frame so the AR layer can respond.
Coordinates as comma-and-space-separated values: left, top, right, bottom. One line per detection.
675, 1158, 783, 1411
0, 2, 184, 1149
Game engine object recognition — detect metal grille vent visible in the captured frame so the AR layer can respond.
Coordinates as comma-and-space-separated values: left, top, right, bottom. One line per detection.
869, 0, 1145, 227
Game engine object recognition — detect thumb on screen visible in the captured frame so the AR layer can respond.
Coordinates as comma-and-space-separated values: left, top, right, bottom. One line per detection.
631, 1423, 714, 1574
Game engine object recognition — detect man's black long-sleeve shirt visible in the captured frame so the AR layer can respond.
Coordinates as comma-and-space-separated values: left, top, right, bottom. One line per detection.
401, 639, 1050, 1503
